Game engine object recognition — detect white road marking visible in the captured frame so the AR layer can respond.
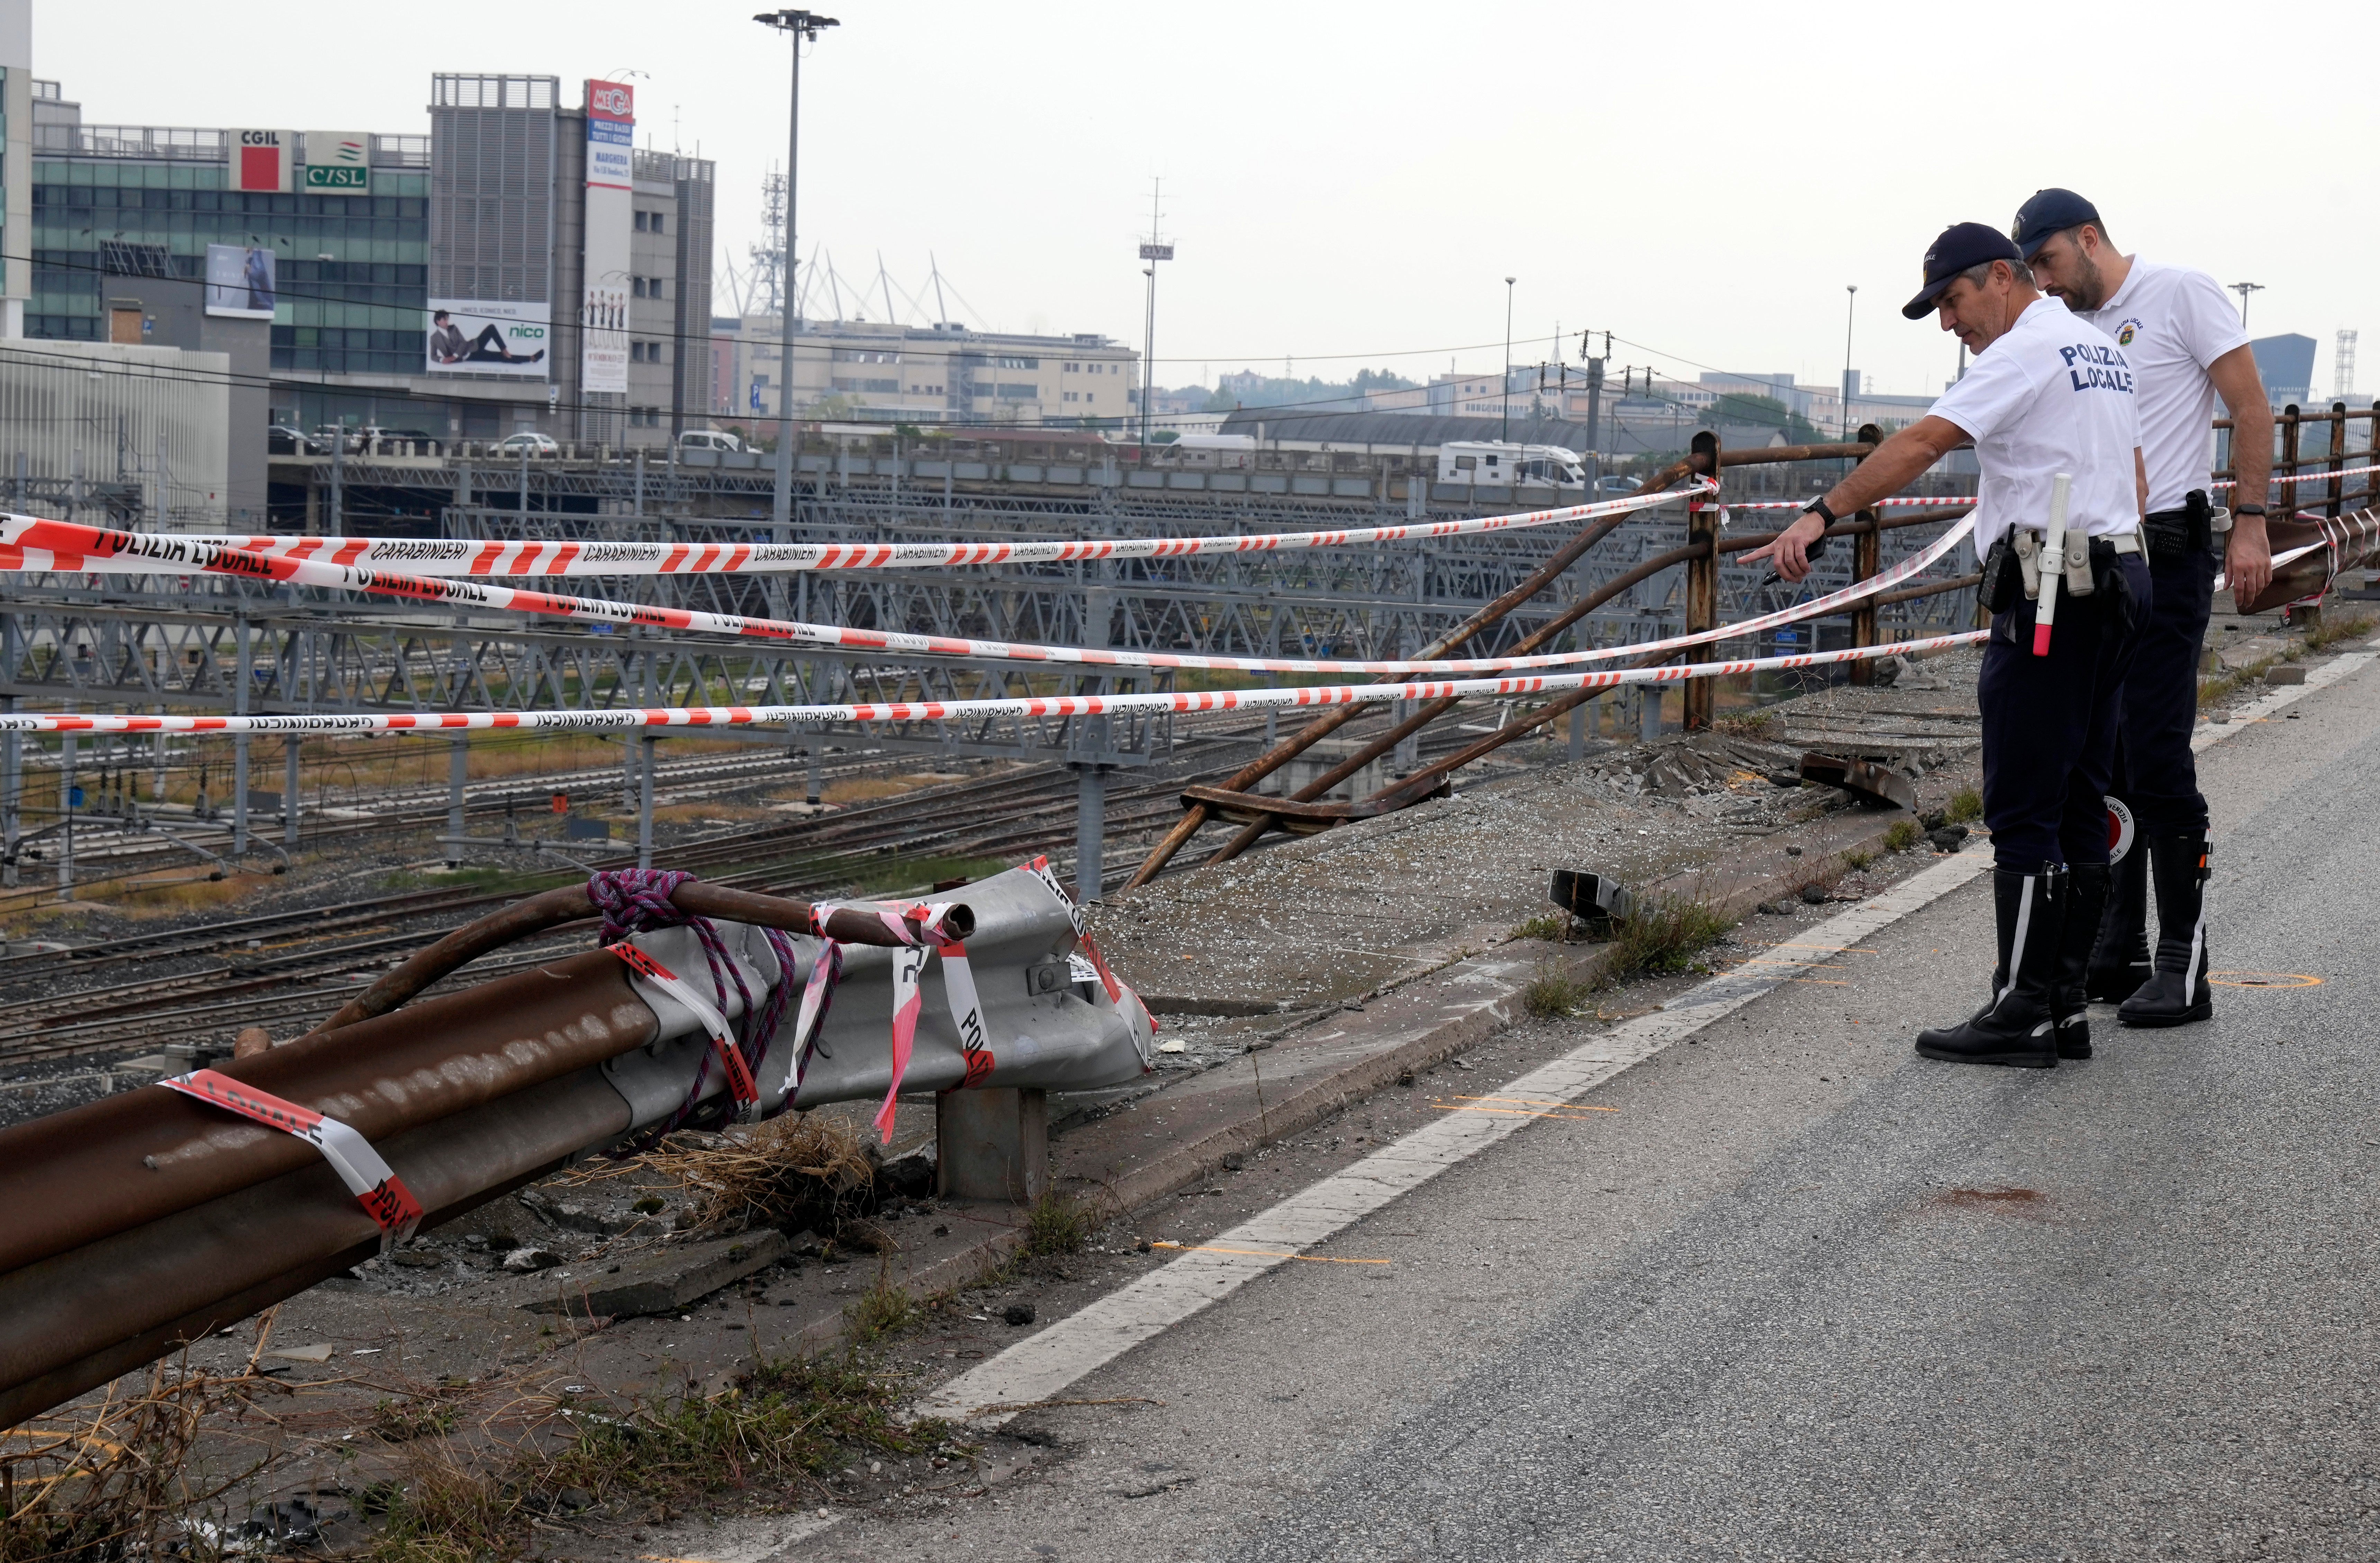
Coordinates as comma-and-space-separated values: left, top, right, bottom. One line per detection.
921, 850, 1994, 1424
919, 644, 2377, 1428
2192, 648, 2374, 752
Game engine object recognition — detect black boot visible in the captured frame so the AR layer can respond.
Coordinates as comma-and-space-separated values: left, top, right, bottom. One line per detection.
2085, 842, 2152, 1003
2119, 833, 2212, 1027
2053, 862, 2109, 1060
1917, 865, 2064, 1069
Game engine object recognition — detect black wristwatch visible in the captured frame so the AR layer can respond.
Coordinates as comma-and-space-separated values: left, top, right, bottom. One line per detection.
2234, 504, 2267, 517
1802, 497, 1838, 526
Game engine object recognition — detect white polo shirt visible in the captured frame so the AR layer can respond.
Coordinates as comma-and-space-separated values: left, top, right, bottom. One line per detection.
1930, 295, 2143, 556
2069, 258, 2250, 514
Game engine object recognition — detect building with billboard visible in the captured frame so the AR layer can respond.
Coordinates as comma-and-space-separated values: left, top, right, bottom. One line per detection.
26, 71, 714, 475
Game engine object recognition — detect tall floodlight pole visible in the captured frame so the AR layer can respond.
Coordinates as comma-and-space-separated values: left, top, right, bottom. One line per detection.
2229, 280, 2264, 327
754, 10, 838, 534
1840, 284, 1858, 440
1138, 179, 1171, 455
1501, 276, 1516, 442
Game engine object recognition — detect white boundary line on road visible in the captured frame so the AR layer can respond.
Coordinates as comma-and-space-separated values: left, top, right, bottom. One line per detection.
916, 641, 2380, 1428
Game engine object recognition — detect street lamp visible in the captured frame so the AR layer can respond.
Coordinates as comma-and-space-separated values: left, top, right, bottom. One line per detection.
753, 10, 839, 535
1840, 284, 1858, 441
1501, 276, 1516, 443
1138, 179, 1172, 453
2229, 281, 2264, 327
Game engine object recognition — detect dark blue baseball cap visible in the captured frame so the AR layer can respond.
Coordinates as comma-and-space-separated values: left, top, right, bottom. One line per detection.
1900, 222, 2026, 320
2010, 188, 2103, 260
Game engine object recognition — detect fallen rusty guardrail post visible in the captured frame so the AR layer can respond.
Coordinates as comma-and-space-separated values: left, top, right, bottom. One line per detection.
2235, 506, 2380, 614
0, 866, 1152, 1428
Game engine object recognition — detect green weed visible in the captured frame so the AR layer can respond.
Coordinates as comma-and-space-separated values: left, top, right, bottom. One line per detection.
843, 1269, 917, 1344
1945, 787, 1983, 824
1883, 820, 1922, 853
1523, 962, 1589, 1018
1602, 894, 1735, 981
1022, 1190, 1093, 1258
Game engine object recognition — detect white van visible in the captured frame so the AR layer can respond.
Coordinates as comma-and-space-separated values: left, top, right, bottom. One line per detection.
676, 429, 745, 454
1437, 441, 1586, 487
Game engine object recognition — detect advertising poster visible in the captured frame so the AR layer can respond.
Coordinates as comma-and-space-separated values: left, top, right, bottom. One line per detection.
585, 80, 635, 190
304, 132, 372, 195
204, 243, 277, 320
425, 300, 551, 378
580, 80, 636, 395
581, 286, 629, 394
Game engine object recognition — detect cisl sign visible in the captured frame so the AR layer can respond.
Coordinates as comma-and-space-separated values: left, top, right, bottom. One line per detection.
303, 132, 372, 195
232, 129, 292, 194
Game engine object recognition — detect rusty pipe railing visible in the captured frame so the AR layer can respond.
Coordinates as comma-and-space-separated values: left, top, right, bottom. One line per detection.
305, 880, 963, 1040
1121, 453, 1709, 889
1360, 563, 1989, 817
1191, 500, 1975, 863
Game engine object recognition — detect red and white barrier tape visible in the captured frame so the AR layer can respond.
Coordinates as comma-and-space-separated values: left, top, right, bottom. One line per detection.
803, 899, 979, 1141
1726, 463, 2380, 510
160, 1068, 424, 1245
608, 940, 760, 1116
0, 508, 1970, 681
0, 627, 1991, 739
50, 483, 1707, 578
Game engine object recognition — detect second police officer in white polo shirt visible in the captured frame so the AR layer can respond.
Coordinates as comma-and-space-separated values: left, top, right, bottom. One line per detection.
1747, 223, 2149, 1069
2014, 189, 2272, 1029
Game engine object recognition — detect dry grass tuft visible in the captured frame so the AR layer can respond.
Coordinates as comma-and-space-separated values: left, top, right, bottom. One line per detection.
577, 1114, 876, 1238
0, 1362, 281, 1563
2304, 612, 2376, 652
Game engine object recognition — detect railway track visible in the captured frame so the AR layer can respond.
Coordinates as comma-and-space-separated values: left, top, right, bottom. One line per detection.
0, 705, 1532, 1068
0, 749, 1242, 1066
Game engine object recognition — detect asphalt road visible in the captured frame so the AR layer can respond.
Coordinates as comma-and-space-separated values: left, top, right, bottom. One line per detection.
818, 652, 2380, 1563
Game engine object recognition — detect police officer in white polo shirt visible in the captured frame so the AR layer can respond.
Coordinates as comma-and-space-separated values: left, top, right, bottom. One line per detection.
1749, 223, 2149, 1069
2014, 189, 2272, 1029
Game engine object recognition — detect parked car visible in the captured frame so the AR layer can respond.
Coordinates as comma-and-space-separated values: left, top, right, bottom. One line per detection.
675, 429, 745, 455
492, 431, 560, 457
268, 424, 326, 455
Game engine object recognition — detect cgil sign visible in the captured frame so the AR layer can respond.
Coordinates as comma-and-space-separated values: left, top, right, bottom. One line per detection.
231, 129, 291, 194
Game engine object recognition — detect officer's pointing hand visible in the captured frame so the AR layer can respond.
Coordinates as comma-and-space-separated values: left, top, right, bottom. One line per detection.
1743, 512, 1827, 583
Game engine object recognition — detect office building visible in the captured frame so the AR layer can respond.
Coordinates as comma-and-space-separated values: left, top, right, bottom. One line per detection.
27, 70, 715, 474
2251, 333, 2317, 407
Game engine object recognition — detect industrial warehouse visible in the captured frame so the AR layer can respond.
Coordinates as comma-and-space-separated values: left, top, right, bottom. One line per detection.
2, 5, 2378, 1562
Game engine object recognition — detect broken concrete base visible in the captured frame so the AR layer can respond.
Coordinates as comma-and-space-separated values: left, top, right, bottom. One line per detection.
519, 1229, 787, 1319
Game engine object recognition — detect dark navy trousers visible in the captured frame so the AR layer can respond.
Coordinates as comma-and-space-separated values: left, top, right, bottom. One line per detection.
2109, 542, 2217, 836
1978, 553, 2152, 868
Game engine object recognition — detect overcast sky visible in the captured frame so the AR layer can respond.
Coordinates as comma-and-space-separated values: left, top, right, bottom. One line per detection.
41, 2, 2380, 399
